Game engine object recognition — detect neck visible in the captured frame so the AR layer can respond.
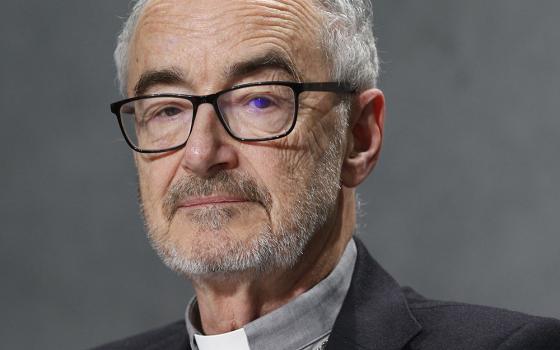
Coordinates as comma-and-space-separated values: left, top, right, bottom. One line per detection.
191, 187, 356, 335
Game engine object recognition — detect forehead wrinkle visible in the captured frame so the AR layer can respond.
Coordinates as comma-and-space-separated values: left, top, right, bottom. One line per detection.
137, 1, 242, 42
230, 0, 321, 43
239, 35, 322, 82
250, 0, 321, 22
138, 0, 322, 45
221, 11, 323, 81
132, 0, 328, 91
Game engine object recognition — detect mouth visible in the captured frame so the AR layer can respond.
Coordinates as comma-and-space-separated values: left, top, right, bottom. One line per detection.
178, 196, 250, 209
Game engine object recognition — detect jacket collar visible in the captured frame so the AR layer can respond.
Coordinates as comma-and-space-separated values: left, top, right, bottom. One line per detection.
185, 237, 421, 350
327, 237, 422, 350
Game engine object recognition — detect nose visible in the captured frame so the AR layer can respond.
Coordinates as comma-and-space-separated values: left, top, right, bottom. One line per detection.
180, 103, 238, 177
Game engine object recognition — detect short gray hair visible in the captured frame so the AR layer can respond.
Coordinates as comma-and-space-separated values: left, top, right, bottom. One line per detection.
114, 0, 379, 94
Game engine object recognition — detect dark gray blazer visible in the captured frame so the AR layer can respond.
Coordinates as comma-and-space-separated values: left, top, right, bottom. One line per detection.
93, 238, 560, 349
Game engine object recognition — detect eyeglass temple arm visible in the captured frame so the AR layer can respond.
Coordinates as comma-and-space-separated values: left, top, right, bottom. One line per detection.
297, 82, 356, 93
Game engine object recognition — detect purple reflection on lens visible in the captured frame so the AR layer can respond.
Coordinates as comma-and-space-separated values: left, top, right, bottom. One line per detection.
250, 97, 271, 109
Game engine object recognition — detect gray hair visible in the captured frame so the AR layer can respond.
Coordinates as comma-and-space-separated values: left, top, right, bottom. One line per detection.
114, 0, 379, 95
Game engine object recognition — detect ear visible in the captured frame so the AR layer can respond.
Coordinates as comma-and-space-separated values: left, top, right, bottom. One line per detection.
341, 88, 385, 188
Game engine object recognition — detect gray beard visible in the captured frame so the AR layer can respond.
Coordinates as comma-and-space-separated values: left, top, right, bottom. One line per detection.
142, 112, 347, 279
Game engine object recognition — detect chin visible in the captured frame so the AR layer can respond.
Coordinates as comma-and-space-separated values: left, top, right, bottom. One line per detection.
147, 216, 312, 278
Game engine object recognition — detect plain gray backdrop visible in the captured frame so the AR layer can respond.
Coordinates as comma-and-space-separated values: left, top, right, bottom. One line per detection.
1, 1, 559, 349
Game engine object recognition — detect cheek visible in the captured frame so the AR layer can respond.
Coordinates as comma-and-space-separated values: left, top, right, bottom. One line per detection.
137, 154, 181, 216
248, 135, 316, 207
276, 121, 331, 175
267, 113, 343, 196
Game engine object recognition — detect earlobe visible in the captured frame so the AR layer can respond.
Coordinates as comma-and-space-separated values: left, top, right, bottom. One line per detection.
341, 89, 385, 188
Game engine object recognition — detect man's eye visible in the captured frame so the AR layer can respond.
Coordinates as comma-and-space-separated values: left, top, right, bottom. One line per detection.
248, 97, 273, 109
158, 106, 183, 117
141, 105, 185, 124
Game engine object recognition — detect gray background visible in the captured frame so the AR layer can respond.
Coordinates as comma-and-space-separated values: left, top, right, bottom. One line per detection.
1, 1, 559, 349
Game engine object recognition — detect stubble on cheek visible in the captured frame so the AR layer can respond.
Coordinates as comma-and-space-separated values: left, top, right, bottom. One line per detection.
137, 175, 170, 244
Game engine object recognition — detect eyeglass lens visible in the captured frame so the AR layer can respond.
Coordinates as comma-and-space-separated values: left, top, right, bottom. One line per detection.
119, 84, 296, 151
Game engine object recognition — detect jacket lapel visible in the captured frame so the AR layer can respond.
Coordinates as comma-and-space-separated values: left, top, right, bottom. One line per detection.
327, 237, 422, 350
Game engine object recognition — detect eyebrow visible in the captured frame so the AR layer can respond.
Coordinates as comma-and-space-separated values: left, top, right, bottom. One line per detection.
225, 50, 303, 83
133, 50, 302, 96
134, 68, 186, 96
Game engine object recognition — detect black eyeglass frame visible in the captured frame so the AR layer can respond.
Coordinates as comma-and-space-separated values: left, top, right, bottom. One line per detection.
110, 81, 356, 153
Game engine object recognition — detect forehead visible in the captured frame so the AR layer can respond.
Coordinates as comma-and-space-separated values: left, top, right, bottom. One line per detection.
128, 0, 327, 93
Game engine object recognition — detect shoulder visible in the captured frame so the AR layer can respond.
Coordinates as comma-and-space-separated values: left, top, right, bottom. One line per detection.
402, 287, 560, 349
90, 320, 188, 350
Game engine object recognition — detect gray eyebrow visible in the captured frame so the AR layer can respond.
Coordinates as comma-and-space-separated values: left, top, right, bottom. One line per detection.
224, 50, 303, 83
133, 50, 302, 96
134, 67, 187, 96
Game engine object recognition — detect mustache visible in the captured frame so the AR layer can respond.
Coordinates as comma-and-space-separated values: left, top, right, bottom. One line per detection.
162, 171, 272, 221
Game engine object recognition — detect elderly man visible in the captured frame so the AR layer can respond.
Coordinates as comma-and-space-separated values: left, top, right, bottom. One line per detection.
98, 0, 560, 349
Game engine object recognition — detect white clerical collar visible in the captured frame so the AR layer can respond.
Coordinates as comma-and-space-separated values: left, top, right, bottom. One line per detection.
194, 328, 251, 350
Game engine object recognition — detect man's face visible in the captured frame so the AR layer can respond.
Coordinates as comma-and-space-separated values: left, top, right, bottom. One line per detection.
127, 0, 349, 276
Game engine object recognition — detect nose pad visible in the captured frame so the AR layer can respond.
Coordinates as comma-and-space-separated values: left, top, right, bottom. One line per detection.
187, 100, 225, 142
181, 103, 237, 177
187, 103, 225, 140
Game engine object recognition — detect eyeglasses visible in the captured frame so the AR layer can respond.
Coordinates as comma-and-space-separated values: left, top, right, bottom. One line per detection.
110, 81, 355, 153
